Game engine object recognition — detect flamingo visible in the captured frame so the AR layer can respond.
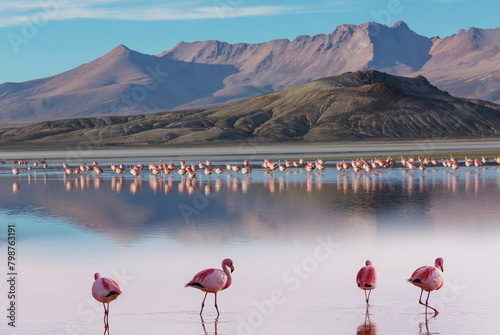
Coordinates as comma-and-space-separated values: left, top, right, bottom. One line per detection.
12, 166, 20, 175
214, 168, 224, 177
94, 166, 103, 175
129, 167, 140, 177
92, 273, 122, 322
356, 260, 379, 304
278, 160, 286, 173
185, 258, 234, 315
232, 165, 241, 174
242, 167, 252, 176
408, 257, 444, 315
452, 162, 459, 174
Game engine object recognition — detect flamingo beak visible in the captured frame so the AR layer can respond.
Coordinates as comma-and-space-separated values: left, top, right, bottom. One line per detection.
441, 266, 444, 272
230, 265, 235, 273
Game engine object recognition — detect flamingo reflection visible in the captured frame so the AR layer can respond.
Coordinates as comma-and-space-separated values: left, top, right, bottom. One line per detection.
200, 315, 218, 335
12, 182, 19, 194
356, 305, 379, 335
418, 312, 439, 335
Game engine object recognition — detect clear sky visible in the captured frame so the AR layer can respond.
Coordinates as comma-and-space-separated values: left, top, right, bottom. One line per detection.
0, 0, 498, 84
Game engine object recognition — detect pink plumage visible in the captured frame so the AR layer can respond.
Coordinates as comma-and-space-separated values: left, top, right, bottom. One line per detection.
92, 273, 121, 321
356, 260, 379, 303
186, 258, 234, 315
408, 257, 444, 314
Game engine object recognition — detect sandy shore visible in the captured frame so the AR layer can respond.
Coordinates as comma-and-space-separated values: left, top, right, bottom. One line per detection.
1, 139, 500, 163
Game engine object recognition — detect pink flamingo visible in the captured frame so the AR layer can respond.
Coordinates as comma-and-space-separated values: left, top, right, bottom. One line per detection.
356, 260, 379, 304
92, 273, 122, 322
242, 167, 252, 176
94, 166, 103, 175
185, 259, 235, 315
12, 166, 20, 175
214, 168, 224, 177
278, 160, 286, 173
129, 167, 140, 177
408, 257, 444, 314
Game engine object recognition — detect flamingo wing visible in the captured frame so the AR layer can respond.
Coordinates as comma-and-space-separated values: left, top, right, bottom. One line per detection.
408, 266, 443, 291
186, 268, 227, 293
92, 277, 122, 303
357, 266, 378, 289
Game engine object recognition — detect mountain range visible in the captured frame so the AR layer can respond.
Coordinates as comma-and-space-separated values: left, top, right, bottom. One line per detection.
0, 21, 499, 126
1, 70, 499, 148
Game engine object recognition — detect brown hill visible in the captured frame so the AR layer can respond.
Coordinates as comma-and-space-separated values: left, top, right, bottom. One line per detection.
1, 71, 499, 148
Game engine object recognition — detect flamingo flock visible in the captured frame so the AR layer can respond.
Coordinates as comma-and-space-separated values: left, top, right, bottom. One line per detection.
92, 255, 444, 330
2, 153, 500, 178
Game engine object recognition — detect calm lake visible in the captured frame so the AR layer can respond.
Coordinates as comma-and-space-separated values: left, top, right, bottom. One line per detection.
1, 158, 499, 335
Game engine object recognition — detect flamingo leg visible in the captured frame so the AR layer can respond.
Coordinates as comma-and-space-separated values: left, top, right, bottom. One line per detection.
102, 303, 108, 323
424, 291, 439, 315
418, 289, 425, 305
200, 292, 208, 315
215, 293, 220, 316
367, 290, 372, 304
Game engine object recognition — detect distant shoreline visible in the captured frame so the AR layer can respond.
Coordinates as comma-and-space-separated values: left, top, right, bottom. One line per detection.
1, 139, 500, 163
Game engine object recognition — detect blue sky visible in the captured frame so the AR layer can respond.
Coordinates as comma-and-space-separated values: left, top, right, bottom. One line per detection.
0, 0, 498, 84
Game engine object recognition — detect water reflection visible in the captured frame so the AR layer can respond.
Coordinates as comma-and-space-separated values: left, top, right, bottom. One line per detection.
418, 313, 438, 335
356, 306, 379, 335
200, 315, 218, 335
2, 167, 500, 245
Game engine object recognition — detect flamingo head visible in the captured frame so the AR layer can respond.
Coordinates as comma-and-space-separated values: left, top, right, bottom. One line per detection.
365, 260, 372, 266
435, 257, 444, 272
222, 258, 235, 273
94, 272, 102, 280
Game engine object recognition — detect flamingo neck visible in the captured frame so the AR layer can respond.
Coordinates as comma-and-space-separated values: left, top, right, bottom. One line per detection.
222, 262, 232, 289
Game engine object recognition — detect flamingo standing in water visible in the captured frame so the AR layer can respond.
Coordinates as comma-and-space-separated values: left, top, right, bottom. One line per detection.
92, 273, 122, 322
408, 257, 444, 315
12, 166, 20, 175
356, 260, 379, 304
185, 258, 235, 315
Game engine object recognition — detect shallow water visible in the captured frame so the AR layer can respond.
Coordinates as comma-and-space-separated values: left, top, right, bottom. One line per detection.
1, 161, 499, 334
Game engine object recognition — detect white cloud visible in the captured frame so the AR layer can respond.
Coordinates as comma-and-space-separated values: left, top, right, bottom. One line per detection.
0, 0, 318, 27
